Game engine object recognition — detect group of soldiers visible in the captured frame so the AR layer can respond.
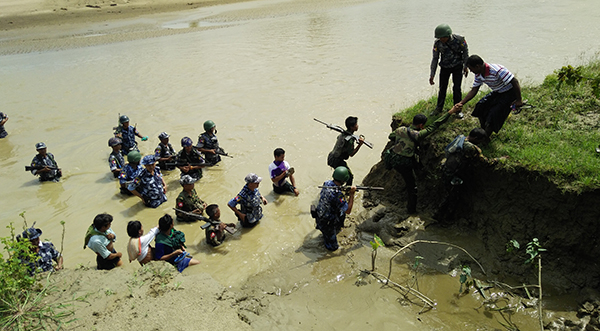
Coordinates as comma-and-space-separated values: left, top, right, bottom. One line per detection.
20, 23, 526, 274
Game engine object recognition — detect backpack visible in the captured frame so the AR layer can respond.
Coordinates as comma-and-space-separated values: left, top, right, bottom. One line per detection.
442, 135, 466, 177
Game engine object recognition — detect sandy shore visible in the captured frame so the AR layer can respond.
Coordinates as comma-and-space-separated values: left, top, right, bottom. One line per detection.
0, 0, 253, 55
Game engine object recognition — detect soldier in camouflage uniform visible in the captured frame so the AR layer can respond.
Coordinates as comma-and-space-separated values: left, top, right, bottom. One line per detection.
175, 175, 207, 222
0, 112, 8, 138
128, 155, 167, 208
176, 137, 206, 180
119, 151, 143, 195
227, 173, 268, 228
326, 116, 365, 186
154, 132, 176, 171
196, 120, 223, 164
113, 115, 148, 156
108, 137, 125, 178
314, 167, 356, 251
30, 142, 62, 182
385, 105, 460, 213
429, 24, 469, 116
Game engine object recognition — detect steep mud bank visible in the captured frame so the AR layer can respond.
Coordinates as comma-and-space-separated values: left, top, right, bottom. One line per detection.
360, 125, 600, 296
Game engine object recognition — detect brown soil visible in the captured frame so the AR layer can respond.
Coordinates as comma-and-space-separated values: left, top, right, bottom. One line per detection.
360, 122, 600, 301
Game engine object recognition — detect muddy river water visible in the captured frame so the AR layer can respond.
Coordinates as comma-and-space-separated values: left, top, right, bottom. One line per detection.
1, 0, 599, 329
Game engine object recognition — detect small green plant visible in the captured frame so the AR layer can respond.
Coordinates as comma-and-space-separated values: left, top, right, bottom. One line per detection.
459, 265, 472, 293
104, 289, 115, 296
369, 234, 384, 271
507, 238, 546, 331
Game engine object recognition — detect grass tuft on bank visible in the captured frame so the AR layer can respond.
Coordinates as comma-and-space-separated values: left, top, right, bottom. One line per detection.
393, 60, 600, 193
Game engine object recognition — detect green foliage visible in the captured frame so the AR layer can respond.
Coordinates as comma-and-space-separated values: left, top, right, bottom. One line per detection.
524, 238, 546, 265
0, 223, 74, 330
459, 265, 472, 293
505, 239, 520, 253
394, 60, 600, 193
412, 256, 423, 270
369, 234, 384, 250
506, 238, 546, 265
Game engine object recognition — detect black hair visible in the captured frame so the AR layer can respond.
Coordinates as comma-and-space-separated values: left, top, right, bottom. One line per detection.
93, 213, 113, 230
466, 54, 484, 67
127, 220, 142, 238
158, 214, 173, 232
468, 127, 487, 141
206, 204, 219, 219
345, 116, 358, 130
274, 148, 285, 157
412, 114, 428, 126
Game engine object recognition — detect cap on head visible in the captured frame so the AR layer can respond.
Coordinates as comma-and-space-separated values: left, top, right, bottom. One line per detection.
35, 142, 47, 150
127, 151, 142, 163
244, 173, 262, 184
158, 132, 170, 140
434, 24, 452, 38
332, 166, 350, 183
180, 175, 197, 186
22, 226, 42, 240
108, 137, 122, 147
203, 120, 216, 132
119, 115, 130, 124
140, 155, 157, 165
181, 137, 193, 147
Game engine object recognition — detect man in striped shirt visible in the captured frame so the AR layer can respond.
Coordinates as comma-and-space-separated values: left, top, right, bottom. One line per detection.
457, 55, 523, 137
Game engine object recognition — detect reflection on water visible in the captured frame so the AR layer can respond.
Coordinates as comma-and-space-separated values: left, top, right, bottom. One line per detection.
0, 0, 599, 328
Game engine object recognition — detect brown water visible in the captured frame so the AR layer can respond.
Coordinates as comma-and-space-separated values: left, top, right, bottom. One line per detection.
0, 0, 598, 328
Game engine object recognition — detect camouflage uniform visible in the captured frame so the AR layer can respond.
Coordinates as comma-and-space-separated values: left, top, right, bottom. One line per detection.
114, 125, 139, 156
196, 132, 221, 164
119, 164, 142, 195
128, 168, 167, 208
327, 131, 355, 185
315, 180, 348, 251
154, 142, 176, 170
175, 189, 206, 222
430, 34, 469, 110
387, 112, 452, 213
30, 153, 61, 182
175, 148, 205, 180
108, 151, 125, 178
0, 112, 7, 138
227, 184, 263, 227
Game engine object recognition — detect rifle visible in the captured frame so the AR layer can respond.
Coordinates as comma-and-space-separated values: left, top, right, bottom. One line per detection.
215, 147, 233, 158
165, 161, 218, 168
317, 185, 384, 192
173, 209, 236, 234
112, 113, 121, 131
25, 165, 59, 171
314, 118, 373, 149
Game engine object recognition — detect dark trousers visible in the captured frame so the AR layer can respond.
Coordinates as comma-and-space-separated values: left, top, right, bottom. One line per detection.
472, 88, 516, 136
395, 164, 417, 213
437, 64, 464, 110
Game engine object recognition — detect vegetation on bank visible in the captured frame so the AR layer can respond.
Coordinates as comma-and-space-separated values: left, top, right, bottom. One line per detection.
0, 221, 74, 330
393, 60, 600, 193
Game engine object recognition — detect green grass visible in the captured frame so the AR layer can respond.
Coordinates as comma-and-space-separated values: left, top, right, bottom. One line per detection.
393, 60, 600, 193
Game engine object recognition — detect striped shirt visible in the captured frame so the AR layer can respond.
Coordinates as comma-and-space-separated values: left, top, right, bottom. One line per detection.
472, 63, 514, 93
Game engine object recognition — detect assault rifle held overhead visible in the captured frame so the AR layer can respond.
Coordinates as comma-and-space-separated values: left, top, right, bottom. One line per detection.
25, 165, 59, 172
317, 185, 384, 192
173, 209, 236, 234
314, 118, 374, 149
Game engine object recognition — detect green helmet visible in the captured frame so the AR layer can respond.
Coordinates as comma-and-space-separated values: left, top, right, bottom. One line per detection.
119, 115, 130, 124
434, 24, 452, 38
127, 151, 141, 163
203, 120, 216, 132
332, 166, 350, 183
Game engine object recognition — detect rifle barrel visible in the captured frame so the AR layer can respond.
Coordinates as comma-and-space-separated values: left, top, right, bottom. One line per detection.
317, 186, 384, 191
314, 118, 373, 149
